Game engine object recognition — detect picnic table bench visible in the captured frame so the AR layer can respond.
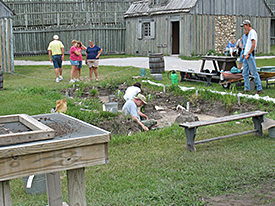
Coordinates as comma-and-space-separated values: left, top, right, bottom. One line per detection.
179, 70, 218, 86
179, 111, 268, 152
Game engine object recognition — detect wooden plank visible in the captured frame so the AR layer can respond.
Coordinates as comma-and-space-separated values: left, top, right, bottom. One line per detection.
180, 111, 268, 128
46, 172, 63, 206
195, 129, 258, 144
19, 114, 54, 132
0, 181, 12, 206
0, 130, 55, 146
0, 114, 19, 123
67, 168, 86, 206
0, 143, 108, 181
201, 55, 237, 62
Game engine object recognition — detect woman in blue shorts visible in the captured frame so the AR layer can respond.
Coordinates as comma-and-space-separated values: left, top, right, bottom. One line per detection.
75, 41, 87, 81
69, 40, 80, 83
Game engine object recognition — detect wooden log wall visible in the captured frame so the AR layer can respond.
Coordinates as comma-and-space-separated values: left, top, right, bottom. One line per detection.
183, 14, 215, 56
13, 25, 126, 56
0, 18, 14, 73
125, 16, 170, 56
5, 0, 134, 29
125, 14, 270, 56
236, 16, 271, 54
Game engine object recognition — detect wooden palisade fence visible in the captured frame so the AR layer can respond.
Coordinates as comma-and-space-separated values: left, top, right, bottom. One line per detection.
4, 0, 135, 55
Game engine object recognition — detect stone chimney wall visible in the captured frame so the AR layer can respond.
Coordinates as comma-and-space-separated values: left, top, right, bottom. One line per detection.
215, 16, 237, 54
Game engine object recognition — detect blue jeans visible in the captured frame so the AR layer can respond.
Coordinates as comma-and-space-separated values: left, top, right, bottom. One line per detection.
52, 55, 62, 68
239, 50, 244, 64
242, 55, 262, 91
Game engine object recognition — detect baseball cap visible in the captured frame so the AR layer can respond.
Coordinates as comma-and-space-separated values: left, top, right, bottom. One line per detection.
53, 35, 59, 40
134, 94, 147, 105
240, 20, 251, 27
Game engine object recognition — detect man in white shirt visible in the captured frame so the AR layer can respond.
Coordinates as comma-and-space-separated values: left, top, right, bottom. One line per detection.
241, 20, 263, 94
123, 82, 141, 101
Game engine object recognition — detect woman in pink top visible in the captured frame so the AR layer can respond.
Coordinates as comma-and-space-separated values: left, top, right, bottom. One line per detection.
75, 41, 87, 81
69, 40, 80, 83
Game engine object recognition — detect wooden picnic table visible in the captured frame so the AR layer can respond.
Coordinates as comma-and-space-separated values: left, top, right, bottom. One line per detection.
178, 56, 238, 86
200, 55, 237, 73
0, 113, 111, 206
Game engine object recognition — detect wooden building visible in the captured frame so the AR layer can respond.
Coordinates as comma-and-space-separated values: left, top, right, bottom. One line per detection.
0, 0, 15, 72
124, 0, 272, 56
265, 0, 275, 44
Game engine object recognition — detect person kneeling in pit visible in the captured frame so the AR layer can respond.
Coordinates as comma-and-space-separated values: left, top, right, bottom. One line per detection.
122, 94, 157, 132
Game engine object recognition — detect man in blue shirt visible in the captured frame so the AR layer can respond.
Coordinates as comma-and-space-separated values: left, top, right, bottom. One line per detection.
237, 29, 249, 70
122, 94, 157, 131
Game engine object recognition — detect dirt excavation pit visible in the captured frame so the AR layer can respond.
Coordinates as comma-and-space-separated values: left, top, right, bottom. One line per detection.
62, 83, 259, 136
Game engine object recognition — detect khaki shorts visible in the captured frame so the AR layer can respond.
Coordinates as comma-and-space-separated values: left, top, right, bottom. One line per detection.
87, 60, 99, 68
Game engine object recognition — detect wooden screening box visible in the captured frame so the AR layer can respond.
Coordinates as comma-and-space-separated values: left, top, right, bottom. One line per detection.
0, 113, 111, 205
0, 113, 111, 181
0, 114, 55, 146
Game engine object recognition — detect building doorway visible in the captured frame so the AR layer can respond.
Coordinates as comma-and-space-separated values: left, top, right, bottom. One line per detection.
171, 21, 179, 54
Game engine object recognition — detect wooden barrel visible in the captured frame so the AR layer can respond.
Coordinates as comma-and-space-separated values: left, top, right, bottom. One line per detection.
149, 53, 165, 74
0, 66, 3, 90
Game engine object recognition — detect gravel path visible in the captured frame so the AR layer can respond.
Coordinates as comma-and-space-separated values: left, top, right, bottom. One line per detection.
13, 56, 217, 73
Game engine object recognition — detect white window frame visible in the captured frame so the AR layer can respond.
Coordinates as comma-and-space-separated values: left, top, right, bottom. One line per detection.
137, 19, 155, 40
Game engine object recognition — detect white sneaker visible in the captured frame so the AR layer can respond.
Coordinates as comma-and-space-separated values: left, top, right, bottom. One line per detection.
59, 76, 63, 81
69, 79, 75, 83
74, 78, 79, 82
56, 77, 59, 83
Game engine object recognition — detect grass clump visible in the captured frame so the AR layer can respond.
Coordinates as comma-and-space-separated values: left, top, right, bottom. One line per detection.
89, 88, 98, 96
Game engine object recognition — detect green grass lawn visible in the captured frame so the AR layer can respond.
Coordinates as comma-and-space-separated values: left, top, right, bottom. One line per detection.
1, 62, 275, 205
